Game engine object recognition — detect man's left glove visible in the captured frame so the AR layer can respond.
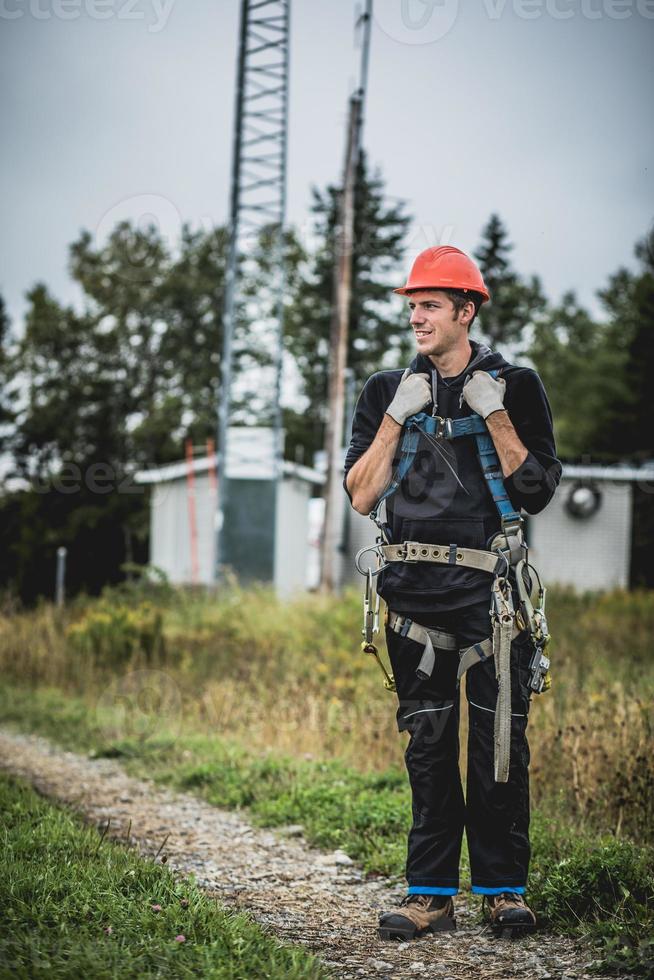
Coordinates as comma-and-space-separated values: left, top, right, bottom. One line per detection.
462, 371, 506, 420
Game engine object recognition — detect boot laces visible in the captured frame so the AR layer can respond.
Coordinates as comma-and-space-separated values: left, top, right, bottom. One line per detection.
400, 893, 447, 910
484, 891, 525, 911
400, 893, 429, 908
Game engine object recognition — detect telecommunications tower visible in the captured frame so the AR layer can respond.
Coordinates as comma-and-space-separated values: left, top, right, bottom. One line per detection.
215, 0, 290, 581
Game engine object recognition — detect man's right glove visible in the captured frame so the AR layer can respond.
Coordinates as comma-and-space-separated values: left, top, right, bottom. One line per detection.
385, 369, 431, 425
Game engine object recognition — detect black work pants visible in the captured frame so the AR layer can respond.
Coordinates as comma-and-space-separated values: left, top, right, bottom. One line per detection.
385, 599, 534, 895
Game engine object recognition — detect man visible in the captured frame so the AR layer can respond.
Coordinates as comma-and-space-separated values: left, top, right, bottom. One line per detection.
344, 245, 561, 939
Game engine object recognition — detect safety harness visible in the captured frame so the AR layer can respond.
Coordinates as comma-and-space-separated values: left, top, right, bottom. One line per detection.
356, 369, 551, 783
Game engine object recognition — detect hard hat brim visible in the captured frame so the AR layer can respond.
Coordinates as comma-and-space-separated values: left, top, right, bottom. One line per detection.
393, 284, 490, 302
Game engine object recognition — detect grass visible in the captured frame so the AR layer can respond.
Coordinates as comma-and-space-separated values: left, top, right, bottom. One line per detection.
0, 580, 653, 974
0, 581, 651, 841
0, 771, 327, 980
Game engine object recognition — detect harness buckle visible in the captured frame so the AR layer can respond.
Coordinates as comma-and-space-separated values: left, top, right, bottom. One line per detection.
432, 416, 453, 439
500, 515, 524, 537
400, 541, 420, 563
490, 515, 526, 567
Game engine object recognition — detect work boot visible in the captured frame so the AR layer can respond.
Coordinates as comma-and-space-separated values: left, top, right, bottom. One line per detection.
484, 892, 537, 935
378, 893, 456, 940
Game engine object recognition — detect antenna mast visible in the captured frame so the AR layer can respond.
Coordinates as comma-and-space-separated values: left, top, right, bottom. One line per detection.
215, 0, 291, 581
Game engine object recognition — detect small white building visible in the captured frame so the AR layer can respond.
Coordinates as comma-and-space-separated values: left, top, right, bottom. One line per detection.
135, 429, 322, 596
341, 466, 654, 592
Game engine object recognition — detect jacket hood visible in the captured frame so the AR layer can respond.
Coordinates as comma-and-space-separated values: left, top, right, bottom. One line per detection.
409, 341, 511, 387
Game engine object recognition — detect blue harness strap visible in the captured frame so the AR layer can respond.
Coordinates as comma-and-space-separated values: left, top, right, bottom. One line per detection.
371, 369, 521, 530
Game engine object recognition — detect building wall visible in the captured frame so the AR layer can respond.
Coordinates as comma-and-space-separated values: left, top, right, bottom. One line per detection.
150, 473, 215, 585
150, 474, 311, 592
528, 480, 632, 590
223, 478, 276, 583
274, 477, 311, 597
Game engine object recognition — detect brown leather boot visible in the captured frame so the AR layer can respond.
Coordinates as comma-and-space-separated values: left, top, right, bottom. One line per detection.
484, 892, 537, 934
378, 893, 456, 940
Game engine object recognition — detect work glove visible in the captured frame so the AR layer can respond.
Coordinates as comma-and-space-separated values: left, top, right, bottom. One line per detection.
462, 370, 506, 420
386, 369, 431, 425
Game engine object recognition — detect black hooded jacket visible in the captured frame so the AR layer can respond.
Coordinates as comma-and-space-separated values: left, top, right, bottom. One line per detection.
344, 342, 562, 613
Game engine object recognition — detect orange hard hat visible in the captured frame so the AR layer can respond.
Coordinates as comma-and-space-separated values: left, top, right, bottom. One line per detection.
394, 246, 490, 303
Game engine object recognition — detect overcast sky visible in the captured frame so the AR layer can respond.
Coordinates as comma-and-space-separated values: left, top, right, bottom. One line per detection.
1, 0, 652, 335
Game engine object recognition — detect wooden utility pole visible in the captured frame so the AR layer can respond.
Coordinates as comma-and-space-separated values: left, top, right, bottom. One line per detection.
320, 97, 361, 591
320, 0, 372, 592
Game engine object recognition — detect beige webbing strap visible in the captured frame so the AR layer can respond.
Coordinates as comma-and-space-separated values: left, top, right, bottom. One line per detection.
457, 622, 522, 681
490, 576, 516, 785
387, 612, 457, 650
389, 611, 523, 688
380, 542, 501, 576
386, 612, 457, 681
457, 638, 494, 679
494, 617, 513, 783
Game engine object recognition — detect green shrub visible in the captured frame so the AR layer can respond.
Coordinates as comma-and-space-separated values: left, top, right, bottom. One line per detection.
66, 602, 164, 666
530, 813, 654, 975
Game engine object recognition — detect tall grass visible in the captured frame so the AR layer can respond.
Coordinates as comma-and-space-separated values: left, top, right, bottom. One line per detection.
0, 581, 652, 842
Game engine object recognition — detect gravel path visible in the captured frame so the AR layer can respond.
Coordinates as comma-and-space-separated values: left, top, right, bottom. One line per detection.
0, 727, 611, 979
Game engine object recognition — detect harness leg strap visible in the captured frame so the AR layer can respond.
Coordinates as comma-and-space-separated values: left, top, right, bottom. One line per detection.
386, 611, 457, 681
415, 632, 435, 681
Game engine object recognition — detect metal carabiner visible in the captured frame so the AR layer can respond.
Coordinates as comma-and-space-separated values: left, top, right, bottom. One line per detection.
362, 567, 380, 645
355, 543, 389, 578
516, 559, 549, 642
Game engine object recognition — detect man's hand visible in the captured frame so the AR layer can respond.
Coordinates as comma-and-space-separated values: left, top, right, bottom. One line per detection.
385, 369, 431, 425
462, 370, 506, 420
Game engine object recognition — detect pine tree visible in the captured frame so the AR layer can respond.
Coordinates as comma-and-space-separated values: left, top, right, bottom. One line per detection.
474, 214, 546, 347
284, 155, 412, 464
528, 292, 611, 458
593, 235, 654, 462
528, 227, 654, 464
0, 294, 16, 445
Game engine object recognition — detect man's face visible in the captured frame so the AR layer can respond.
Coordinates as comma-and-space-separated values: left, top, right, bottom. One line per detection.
407, 290, 469, 358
